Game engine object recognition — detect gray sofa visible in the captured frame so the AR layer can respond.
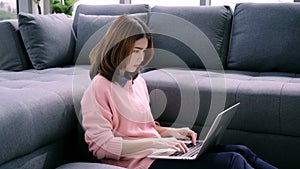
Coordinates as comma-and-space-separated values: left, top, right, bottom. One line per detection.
0, 3, 299, 169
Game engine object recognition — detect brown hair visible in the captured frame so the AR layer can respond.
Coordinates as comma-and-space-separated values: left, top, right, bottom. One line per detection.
89, 14, 154, 80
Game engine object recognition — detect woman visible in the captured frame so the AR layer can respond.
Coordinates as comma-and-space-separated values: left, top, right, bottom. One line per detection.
81, 14, 277, 169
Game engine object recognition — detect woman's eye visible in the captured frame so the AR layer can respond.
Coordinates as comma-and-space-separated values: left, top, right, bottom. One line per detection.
133, 50, 140, 53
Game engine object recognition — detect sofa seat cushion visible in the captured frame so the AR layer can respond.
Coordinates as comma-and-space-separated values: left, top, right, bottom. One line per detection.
56, 162, 125, 169
0, 66, 90, 166
0, 137, 77, 169
141, 68, 300, 137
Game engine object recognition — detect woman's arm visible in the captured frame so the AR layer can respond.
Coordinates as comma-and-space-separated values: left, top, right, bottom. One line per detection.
121, 137, 188, 155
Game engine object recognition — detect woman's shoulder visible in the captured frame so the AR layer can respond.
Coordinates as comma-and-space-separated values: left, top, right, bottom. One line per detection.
93, 74, 111, 85
133, 75, 148, 90
135, 74, 146, 83
135, 75, 147, 86
91, 74, 112, 92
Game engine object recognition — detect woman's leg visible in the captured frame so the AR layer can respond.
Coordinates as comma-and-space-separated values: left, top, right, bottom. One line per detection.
149, 152, 254, 169
209, 145, 278, 169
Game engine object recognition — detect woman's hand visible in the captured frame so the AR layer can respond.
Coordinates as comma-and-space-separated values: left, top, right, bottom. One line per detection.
169, 127, 197, 145
153, 137, 189, 153
157, 127, 197, 146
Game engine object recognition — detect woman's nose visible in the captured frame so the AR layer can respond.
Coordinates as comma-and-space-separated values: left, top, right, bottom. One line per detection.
138, 52, 145, 62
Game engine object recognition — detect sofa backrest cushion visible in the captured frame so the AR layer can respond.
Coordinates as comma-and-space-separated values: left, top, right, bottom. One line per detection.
73, 4, 149, 35
148, 6, 232, 70
18, 13, 75, 70
0, 19, 32, 71
227, 3, 300, 73
72, 4, 149, 64
75, 13, 148, 65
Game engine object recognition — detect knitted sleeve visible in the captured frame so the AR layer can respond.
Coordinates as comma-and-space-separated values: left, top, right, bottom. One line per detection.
81, 76, 123, 160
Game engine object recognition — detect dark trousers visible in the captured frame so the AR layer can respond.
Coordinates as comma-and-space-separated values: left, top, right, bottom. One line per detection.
149, 145, 278, 169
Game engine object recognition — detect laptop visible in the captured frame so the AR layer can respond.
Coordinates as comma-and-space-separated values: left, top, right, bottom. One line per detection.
148, 102, 240, 160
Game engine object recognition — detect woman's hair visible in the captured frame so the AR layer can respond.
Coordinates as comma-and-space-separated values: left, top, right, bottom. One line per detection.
89, 14, 154, 80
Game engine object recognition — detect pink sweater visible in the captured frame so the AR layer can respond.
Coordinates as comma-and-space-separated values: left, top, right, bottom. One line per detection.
81, 74, 160, 169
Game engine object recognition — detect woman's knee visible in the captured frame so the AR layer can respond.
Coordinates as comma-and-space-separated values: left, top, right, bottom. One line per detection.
220, 145, 256, 160
228, 152, 254, 169
221, 145, 252, 153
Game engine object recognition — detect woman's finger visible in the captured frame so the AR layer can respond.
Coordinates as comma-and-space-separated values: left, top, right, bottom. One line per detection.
173, 141, 188, 153
187, 130, 197, 145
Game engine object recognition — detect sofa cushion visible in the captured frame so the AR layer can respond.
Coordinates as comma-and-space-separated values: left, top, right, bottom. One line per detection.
0, 66, 89, 166
18, 13, 75, 70
56, 162, 125, 169
148, 5, 232, 70
75, 13, 148, 65
73, 4, 150, 36
227, 3, 300, 73
72, 4, 149, 64
0, 138, 78, 169
142, 68, 300, 169
142, 68, 300, 137
0, 19, 32, 71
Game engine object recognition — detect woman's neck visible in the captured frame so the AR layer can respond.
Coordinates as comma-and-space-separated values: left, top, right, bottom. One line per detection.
119, 69, 126, 76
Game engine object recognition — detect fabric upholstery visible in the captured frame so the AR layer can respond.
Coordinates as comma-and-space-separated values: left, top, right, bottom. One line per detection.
0, 138, 77, 169
0, 19, 31, 71
227, 3, 300, 73
148, 6, 232, 70
142, 68, 300, 136
74, 13, 148, 65
18, 13, 75, 70
72, 4, 149, 64
0, 66, 90, 166
141, 68, 300, 169
56, 162, 125, 169
73, 4, 150, 35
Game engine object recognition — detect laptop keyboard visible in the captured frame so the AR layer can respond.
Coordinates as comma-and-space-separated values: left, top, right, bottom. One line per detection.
169, 142, 203, 157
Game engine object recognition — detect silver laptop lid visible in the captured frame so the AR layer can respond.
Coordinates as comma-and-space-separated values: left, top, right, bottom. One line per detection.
198, 102, 240, 156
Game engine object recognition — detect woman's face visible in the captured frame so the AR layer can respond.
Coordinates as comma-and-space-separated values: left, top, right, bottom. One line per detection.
125, 37, 148, 73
